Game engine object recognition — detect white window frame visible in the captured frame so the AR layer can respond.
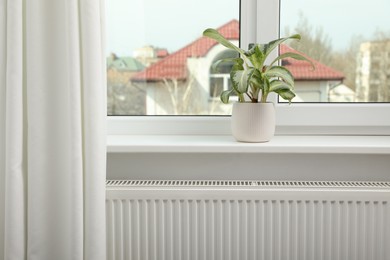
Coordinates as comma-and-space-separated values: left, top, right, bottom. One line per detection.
107, 0, 390, 136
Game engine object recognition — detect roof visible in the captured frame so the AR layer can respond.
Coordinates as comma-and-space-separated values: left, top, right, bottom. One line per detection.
280, 45, 344, 81
156, 49, 169, 58
107, 56, 145, 72
132, 20, 344, 82
132, 20, 239, 82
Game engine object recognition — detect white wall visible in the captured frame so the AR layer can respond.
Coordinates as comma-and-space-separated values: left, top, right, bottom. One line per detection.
0, 27, 5, 256
0, 1, 5, 250
107, 153, 390, 181
0, 123, 3, 254
294, 81, 329, 102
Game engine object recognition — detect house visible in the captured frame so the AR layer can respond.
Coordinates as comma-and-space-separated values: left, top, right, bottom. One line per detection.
106, 47, 171, 115
280, 45, 345, 102
131, 20, 346, 115
133, 45, 169, 67
329, 84, 356, 102
107, 53, 145, 86
106, 53, 146, 115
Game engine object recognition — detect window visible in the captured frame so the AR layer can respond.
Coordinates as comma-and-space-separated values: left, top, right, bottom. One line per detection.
107, 0, 390, 135
280, 0, 390, 103
106, 0, 239, 116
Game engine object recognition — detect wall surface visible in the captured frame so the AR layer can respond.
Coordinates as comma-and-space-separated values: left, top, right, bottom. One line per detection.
107, 153, 390, 181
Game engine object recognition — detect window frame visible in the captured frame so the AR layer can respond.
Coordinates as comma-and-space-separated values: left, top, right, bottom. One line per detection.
107, 0, 390, 136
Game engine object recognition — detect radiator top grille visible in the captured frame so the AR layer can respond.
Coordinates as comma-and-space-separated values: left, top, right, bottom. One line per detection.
106, 180, 390, 188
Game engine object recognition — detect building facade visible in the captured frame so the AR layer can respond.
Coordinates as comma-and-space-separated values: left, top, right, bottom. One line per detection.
131, 20, 346, 115
356, 40, 390, 102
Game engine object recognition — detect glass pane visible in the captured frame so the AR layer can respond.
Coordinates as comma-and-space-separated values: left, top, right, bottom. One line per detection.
107, 0, 239, 115
280, 0, 390, 102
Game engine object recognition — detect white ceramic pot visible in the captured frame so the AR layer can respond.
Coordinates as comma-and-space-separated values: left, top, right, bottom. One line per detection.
231, 102, 275, 142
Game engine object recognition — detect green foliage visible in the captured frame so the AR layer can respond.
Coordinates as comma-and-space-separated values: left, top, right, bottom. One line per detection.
202, 29, 315, 103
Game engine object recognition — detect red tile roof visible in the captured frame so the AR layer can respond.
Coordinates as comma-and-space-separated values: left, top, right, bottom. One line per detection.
280, 45, 344, 81
132, 20, 239, 82
132, 20, 344, 82
156, 49, 169, 58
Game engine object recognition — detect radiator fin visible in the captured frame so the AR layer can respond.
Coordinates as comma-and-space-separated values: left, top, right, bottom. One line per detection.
106, 180, 390, 188
107, 198, 390, 260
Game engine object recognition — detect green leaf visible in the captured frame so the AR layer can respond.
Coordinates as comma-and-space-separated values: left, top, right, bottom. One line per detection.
230, 68, 254, 94
275, 89, 296, 102
247, 43, 266, 53
220, 89, 234, 104
270, 52, 315, 69
264, 66, 294, 87
263, 34, 301, 58
203, 28, 246, 56
231, 57, 244, 71
211, 58, 240, 73
249, 69, 263, 90
263, 77, 271, 94
269, 80, 293, 92
245, 44, 265, 69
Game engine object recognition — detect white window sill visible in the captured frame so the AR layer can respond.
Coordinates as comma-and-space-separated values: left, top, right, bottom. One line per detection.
107, 135, 390, 154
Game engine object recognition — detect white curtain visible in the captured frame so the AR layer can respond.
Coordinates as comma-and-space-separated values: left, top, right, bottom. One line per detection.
0, 0, 106, 259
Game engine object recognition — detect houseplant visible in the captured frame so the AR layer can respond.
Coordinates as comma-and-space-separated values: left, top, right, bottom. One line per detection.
203, 28, 314, 142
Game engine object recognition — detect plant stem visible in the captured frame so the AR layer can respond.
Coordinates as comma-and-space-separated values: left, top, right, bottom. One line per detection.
261, 93, 268, 103
238, 93, 245, 102
253, 88, 260, 102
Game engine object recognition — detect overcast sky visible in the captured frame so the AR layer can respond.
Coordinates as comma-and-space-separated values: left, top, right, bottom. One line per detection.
281, 0, 390, 51
106, 0, 238, 56
106, 0, 390, 56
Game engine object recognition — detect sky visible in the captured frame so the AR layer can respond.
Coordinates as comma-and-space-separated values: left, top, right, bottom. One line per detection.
106, 0, 390, 56
281, 0, 390, 51
106, 0, 238, 56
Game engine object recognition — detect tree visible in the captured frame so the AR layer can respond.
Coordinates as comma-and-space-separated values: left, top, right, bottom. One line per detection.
284, 13, 357, 91
284, 12, 333, 66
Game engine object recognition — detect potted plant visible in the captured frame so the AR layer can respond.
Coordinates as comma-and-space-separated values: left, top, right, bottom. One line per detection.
203, 28, 314, 142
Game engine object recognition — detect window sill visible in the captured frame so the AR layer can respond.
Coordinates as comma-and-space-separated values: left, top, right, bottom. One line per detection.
107, 135, 390, 154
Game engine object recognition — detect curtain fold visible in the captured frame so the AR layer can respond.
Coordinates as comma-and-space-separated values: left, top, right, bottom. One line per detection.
0, 0, 106, 259
0, 0, 6, 257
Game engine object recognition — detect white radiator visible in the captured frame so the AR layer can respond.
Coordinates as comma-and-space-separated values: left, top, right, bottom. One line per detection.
106, 180, 390, 260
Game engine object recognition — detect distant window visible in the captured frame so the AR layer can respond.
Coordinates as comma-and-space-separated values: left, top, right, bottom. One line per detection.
209, 50, 238, 98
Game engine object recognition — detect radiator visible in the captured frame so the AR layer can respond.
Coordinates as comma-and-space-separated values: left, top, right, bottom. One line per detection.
106, 180, 390, 260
